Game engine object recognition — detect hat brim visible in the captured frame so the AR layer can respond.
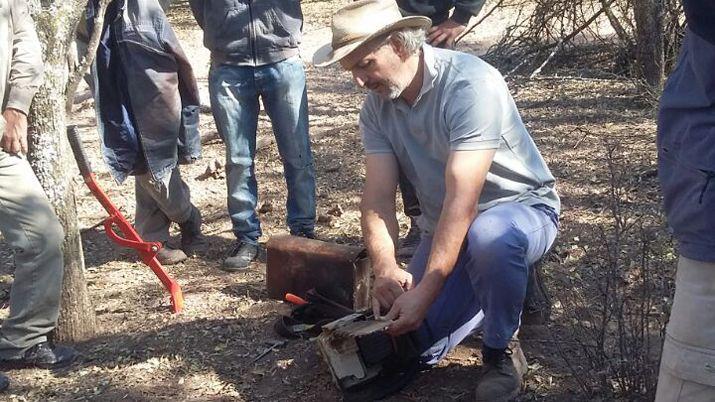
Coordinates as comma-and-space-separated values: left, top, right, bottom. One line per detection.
313, 16, 432, 67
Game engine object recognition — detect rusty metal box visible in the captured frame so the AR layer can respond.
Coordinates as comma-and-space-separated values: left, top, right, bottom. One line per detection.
266, 235, 371, 311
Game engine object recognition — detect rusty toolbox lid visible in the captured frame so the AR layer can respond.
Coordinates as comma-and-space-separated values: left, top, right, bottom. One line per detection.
266, 234, 367, 263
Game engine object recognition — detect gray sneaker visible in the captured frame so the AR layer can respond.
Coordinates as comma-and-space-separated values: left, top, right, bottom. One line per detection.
475, 340, 527, 402
222, 241, 259, 271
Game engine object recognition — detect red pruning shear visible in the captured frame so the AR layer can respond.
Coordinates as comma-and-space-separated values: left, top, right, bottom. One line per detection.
67, 126, 184, 313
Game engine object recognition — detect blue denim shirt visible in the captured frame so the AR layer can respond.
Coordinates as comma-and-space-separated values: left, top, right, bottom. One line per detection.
658, 27, 715, 262
89, 0, 201, 185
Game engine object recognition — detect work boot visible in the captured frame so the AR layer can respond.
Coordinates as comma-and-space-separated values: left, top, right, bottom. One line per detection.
180, 206, 207, 256
156, 243, 188, 265
397, 217, 421, 257
475, 341, 527, 402
0, 342, 78, 370
290, 228, 316, 240
222, 241, 259, 271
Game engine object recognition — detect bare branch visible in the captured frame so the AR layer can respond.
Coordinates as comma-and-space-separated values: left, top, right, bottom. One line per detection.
65, 0, 112, 114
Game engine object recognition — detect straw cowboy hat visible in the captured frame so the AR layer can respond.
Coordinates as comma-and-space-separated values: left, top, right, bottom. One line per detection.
313, 0, 432, 67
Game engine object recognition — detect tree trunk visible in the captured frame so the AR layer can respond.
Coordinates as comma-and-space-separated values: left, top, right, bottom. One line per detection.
28, 0, 97, 342
633, 0, 665, 90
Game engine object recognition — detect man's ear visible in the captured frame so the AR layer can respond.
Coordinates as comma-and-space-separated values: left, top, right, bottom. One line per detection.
388, 37, 409, 60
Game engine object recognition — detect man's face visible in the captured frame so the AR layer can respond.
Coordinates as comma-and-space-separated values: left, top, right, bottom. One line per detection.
340, 41, 409, 100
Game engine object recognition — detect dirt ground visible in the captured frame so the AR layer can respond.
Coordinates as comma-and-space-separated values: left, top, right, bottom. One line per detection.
0, 0, 666, 401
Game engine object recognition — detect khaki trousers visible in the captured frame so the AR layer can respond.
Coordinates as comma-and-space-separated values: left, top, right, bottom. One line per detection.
134, 167, 193, 243
656, 256, 715, 401
0, 151, 64, 358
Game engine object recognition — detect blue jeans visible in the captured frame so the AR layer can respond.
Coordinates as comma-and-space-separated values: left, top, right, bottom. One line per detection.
409, 202, 558, 365
209, 57, 316, 244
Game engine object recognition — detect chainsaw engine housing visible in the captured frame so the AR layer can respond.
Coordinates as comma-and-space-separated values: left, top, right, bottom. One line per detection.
316, 313, 418, 391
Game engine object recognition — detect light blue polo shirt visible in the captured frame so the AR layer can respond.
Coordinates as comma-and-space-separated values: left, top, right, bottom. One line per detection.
359, 45, 560, 233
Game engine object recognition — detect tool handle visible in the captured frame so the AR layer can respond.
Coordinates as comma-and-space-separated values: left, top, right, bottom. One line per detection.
67, 125, 92, 177
285, 293, 308, 306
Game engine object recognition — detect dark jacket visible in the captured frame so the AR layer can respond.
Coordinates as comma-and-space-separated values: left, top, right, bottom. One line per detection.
89, 0, 201, 185
657, 1, 715, 262
188, 0, 303, 66
397, 0, 485, 25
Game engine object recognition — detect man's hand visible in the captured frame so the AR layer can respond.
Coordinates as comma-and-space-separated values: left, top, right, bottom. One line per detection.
427, 19, 467, 49
372, 266, 413, 318
384, 285, 434, 336
1, 109, 29, 155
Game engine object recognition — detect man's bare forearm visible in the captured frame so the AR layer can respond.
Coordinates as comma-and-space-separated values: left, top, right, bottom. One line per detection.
360, 199, 400, 276
417, 196, 476, 298
415, 150, 494, 300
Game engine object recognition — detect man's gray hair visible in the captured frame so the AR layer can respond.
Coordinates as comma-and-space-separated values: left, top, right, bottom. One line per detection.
385, 27, 426, 56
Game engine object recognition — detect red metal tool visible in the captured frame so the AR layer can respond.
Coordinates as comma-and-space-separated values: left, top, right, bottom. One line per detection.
67, 126, 184, 313
285, 293, 308, 306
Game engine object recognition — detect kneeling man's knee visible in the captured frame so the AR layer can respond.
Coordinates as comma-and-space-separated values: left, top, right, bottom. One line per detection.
467, 213, 526, 268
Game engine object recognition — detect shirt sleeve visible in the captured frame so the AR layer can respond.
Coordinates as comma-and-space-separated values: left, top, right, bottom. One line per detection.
452, 0, 486, 25
188, 0, 205, 29
359, 96, 394, 155
445, 75, 509, 151
6, 0, 44, 114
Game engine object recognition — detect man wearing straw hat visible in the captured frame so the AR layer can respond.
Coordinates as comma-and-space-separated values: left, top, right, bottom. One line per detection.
315, 1, 559, 399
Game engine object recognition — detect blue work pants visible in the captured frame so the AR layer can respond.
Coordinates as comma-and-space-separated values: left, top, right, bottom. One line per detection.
409, 202, 558, 365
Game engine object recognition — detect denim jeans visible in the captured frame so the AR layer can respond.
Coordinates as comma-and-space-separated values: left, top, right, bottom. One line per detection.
209, 57, 316, 244
408, 202, 558, 365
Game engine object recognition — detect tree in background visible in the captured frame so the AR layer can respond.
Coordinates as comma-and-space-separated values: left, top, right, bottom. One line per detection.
633, 0, 665, 88
485, 0, 681, 91
26, 0, 97, 342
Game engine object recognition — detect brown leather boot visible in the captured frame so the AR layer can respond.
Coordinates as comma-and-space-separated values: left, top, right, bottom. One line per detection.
156, 244, 188, 265
475, 340, 527, 402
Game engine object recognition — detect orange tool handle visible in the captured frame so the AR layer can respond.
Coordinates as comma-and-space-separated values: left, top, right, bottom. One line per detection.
285, 293, 308, 305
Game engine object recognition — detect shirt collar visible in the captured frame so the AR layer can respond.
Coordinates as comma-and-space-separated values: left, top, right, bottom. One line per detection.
394, 44, 439, 111
414, 44, 438, 105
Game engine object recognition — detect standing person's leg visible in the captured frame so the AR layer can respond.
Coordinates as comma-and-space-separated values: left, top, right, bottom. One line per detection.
135, 175, 171, 243
398, 168, 420, 218
397, 167, 421, 257
0, 152, 75, 367
259, 57, 316, 237
135, 168, 197, 264
655, 256, 715, 401
209, 63, 262, 269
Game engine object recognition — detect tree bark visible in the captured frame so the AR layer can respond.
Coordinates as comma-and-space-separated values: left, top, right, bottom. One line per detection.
28, 0, 97, 342
633, 0, 665, 90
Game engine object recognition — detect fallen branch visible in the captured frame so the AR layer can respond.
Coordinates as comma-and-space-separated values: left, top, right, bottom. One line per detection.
529, 38, 563, 78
